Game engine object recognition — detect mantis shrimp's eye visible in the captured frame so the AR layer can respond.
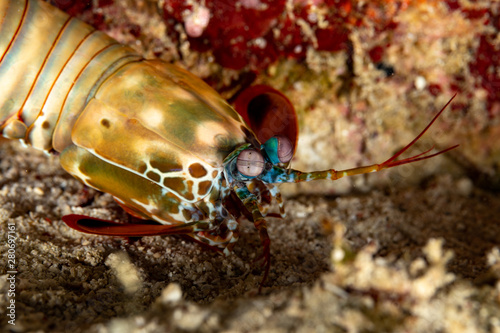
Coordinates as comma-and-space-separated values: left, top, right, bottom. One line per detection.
262, 136, 294, 164
275, 136, 293, 163
237, 149, 265, 177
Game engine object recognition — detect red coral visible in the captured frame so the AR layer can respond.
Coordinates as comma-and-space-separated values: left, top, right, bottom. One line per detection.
445, 1, 500, 118
470, 35, 500, 118
163, 0, 286, 70
369, 45, 385, 63
160, 0, 425, 71
162, 0, 401, 71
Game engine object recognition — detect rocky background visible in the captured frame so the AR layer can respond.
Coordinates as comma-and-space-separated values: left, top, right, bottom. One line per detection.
1, 0, 499, 332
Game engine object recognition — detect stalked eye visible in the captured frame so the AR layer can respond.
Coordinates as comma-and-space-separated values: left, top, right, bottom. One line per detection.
276, 136, 293, 163
236, 149, 265, 177
263, 136, 294, 164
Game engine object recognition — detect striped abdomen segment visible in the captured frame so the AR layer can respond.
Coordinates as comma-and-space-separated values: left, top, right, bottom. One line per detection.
0, 0, 141, 152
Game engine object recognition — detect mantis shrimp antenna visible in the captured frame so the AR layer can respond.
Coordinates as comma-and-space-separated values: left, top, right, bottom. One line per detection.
259, 94, 459, 185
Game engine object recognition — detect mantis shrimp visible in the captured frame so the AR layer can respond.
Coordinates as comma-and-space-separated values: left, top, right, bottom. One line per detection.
0, 0, 458, 287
